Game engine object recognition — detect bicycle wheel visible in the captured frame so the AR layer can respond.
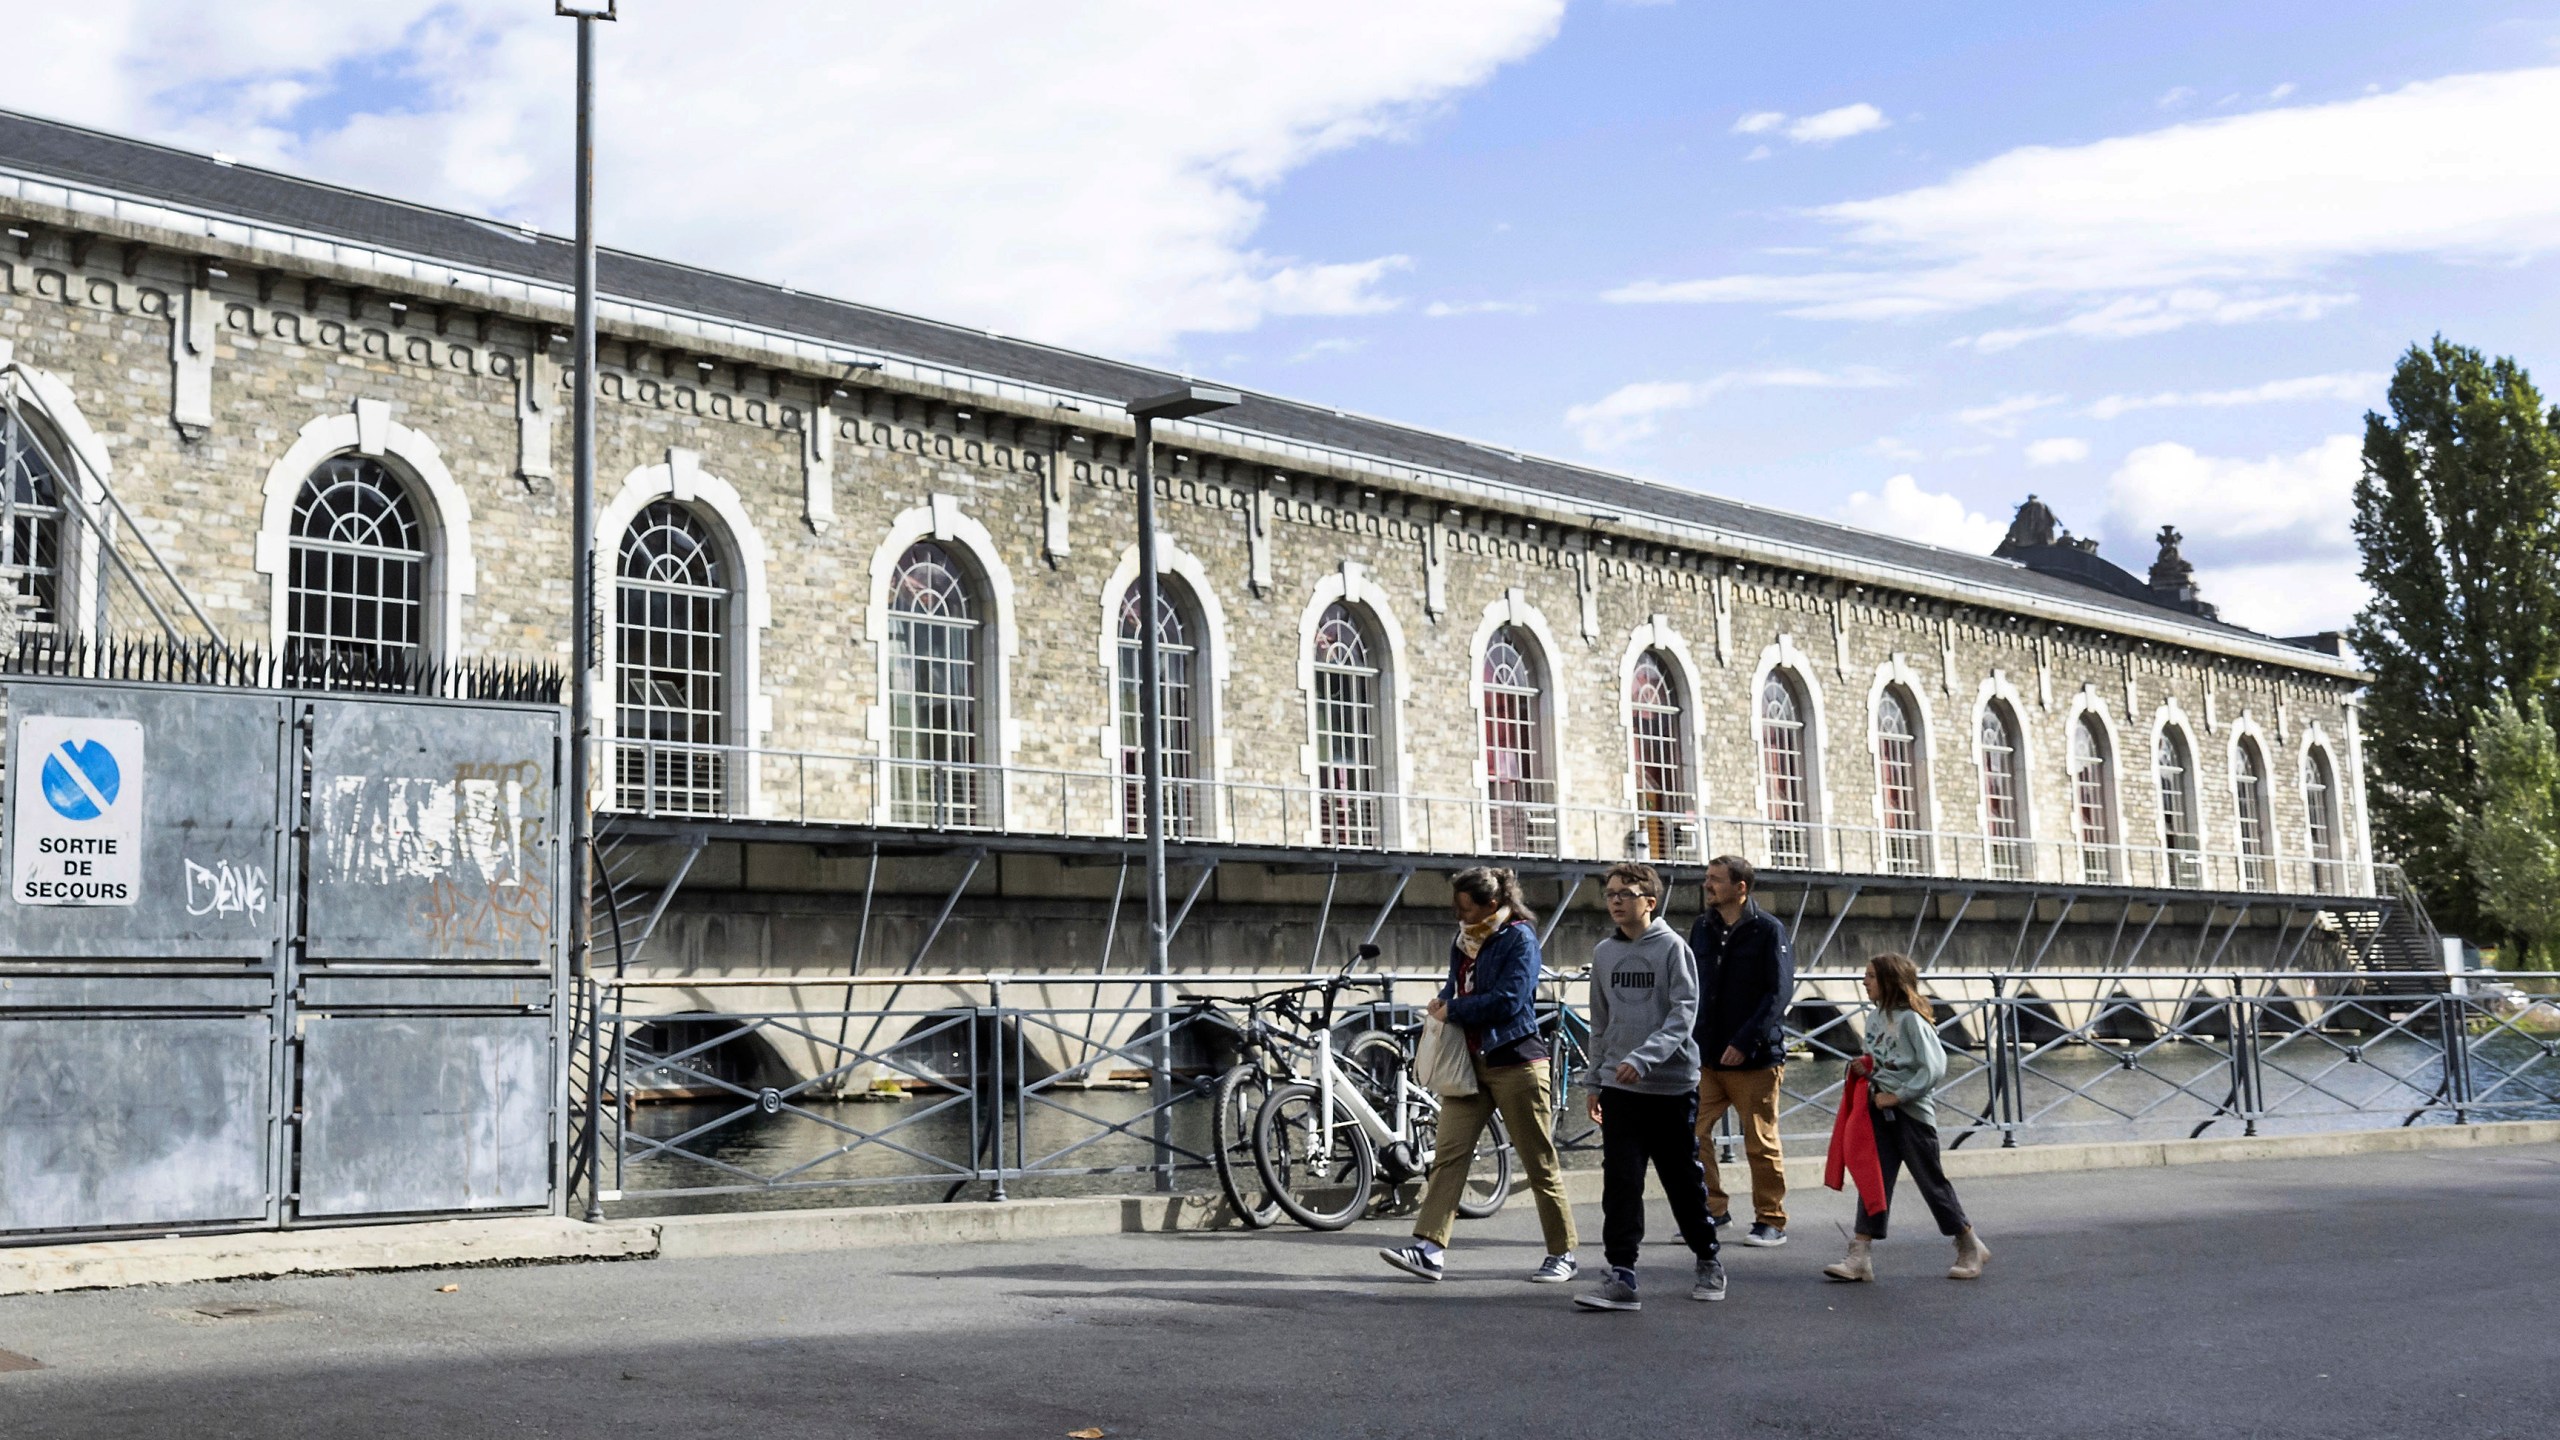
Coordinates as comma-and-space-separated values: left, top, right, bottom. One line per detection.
1454, 1109, 1514, 1219
1252, 1080, 1376, 1231
1210, 1062, 1282, 1229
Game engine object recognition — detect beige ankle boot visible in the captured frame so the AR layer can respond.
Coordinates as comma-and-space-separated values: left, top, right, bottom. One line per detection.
1822, 1237, 1874, 1282
1947, 1228, 1989, 1280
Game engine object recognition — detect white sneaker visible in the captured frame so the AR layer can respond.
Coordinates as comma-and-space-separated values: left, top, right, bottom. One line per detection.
1528, 1252, 1578, 1284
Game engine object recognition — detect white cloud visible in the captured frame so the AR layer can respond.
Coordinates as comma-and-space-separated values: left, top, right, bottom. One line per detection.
2269, 82, 2298, 101
1838, 474, 2005, 552
1786, 103, 1890, 144
1423, 298, 1538, 317
1732, 110, 1787, 135
3, 1, 1565, 355
2025, 437, 2090, 465
1605, 66, 2560, 343
2086, 371, 2384, 420
2158, 85, 2195, 108
1289, 337, 1368, 362
2103, 435, 2367, 631
1744, 144, 1773, 162
1564, 365, 1898, 450
1955, 393, 2066, 437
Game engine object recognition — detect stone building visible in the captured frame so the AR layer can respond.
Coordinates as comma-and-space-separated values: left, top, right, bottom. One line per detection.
0, 112, 2416, 1076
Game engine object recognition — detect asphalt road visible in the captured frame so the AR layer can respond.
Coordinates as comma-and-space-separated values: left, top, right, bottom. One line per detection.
2, 1143, 2554, 1440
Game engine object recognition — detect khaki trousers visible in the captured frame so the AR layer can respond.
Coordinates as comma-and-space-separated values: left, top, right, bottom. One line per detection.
1695, 1065, 1787, 1228
1413, 1056, 1577, 1256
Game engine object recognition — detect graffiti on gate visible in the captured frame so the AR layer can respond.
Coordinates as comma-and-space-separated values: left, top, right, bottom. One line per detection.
182, 857, 269, 920
315, 757, 554, 952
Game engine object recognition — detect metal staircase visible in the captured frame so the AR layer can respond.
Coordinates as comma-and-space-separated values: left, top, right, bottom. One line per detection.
2333, 869, 2448, 994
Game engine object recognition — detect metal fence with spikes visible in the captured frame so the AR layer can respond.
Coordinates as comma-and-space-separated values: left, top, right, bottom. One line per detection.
2, 633, 564, 704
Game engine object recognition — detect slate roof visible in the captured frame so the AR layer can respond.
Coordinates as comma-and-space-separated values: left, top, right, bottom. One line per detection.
0, 108, 2319, 661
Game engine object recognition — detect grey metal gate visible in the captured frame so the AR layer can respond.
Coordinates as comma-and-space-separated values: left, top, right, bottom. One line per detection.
0, 674, 565, 1240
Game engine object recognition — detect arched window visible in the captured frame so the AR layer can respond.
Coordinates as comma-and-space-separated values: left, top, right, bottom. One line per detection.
0, 407, 64, 629
1118, 578, 1204, 838
2303, 745, 2342, 893
886, 541, 983, 826
1979, 702, 2027, 880
1876, 686, 1928, 875
2234, 737, 2274, 891
615, 500, 729, 815
1630, 650, 1693, 861
1482, 625, 1555, 855
2071, 714, 2116, 883
287, 455, 426, 667
1760, 670, 1813, 868
1313, 602, 1383, 847
2156, 726, 2201, 887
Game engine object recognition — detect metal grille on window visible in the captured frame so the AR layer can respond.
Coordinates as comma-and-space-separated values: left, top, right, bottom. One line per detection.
286, 455, 425, 669
1980, 704, 2026, 880
614, 500, 728, 815
1877, 687, 1927, 875
2156, 728, 2202, 887
2072, 716, 2114, 883
2304, 748, 2340, 894
1759, 671, 1811, 868
1482, 626, 1555, 856
1119, 582, 1201, 839
1630, 650, 1693, 861
887, 541, 982, 826
1312, 603, 1381, 847
0, 407, 63, 631
2234, 739, 2273, 891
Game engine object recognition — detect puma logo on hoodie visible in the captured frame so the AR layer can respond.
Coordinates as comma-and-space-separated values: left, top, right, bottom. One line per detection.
1584, 918, 1703, 1097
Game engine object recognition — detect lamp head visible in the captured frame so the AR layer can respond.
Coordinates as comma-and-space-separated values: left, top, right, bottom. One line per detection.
555, 1, 618, 17
1126, 383, 1241, 423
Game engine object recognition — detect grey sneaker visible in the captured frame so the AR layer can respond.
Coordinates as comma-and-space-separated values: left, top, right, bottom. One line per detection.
1573, 1269, 1641, 1311
1378, 1242, 1444, 1282
1528, 1252, 1579, 1284
1743, 1222, 1788, 1248
1692, 1256, 1729, 1302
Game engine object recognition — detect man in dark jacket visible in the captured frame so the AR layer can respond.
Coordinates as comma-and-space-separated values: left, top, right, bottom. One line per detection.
1686, 854, 1794, 1246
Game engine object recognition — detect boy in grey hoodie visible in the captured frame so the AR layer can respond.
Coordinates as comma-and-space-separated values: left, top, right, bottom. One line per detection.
1572, 862, 1727, 1311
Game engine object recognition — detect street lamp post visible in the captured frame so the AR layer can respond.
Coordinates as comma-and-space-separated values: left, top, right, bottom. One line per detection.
558, 0, 615, 1222
1124, 384, 1238, 1191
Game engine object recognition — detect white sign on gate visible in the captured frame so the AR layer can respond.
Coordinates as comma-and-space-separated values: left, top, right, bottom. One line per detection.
10, 715, 145, 906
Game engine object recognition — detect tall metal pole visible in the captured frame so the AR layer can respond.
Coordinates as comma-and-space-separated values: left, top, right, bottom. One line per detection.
1131, 417, 1173, 1192
564, 3, 609, 1223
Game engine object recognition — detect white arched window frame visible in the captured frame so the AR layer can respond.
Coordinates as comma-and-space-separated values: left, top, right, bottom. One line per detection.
1976, 695, 2030, 881
1750, 636, 1829, 870
1468, 591, 1568, 859
885, 540, 987, 827
1865, 656, 1938, 877
1312, 602, 1384, 847
598, 450, 771, 816
613, 499, 732, 816
1296, 562, 1412, 849
1116, 575, 1210, 839
869, 497, 1020, 826
2063, 695, 2123, 884
1618, 616, 1704, 864
2154, 720, 2203, 888
1097, 538, 1229, 840
256, 399, 474, 660
0, 361, 108, 636
2299, 728, 2346, 894
2231, 726, 2276, 892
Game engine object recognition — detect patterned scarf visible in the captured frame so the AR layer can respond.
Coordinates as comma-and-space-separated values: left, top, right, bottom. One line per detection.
1456, 906, 1512, 961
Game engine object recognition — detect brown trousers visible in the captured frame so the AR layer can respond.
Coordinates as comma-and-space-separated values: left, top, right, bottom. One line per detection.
1695, 1064, 1787, 1228
1413, 1056, 1577, 1255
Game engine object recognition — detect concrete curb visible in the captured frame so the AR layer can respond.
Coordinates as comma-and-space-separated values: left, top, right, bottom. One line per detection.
10, 1121, 2552, 1291
0, 1216, 661, 1297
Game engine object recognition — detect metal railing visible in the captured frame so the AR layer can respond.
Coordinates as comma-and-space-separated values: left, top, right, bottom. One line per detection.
567, 968, 2559, 1217
596, 737, 2384, 897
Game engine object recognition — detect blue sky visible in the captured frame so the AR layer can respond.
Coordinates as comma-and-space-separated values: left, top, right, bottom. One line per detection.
12, 0, 2560, 635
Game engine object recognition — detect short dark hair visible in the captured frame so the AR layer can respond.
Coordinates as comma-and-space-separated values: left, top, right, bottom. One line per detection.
1707, 854, 1755, 892
1603, 862, 1662, 902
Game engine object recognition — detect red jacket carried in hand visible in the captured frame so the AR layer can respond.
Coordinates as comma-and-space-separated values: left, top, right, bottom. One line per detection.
1826, 1071, 1888, 1217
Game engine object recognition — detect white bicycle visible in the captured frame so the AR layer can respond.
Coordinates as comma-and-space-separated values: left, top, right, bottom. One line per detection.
1249, 944, 1515, 1231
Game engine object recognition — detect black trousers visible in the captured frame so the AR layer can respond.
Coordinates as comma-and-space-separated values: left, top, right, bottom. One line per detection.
1853, 1100, 1969, 1240
1597, 1087, 1720, 1270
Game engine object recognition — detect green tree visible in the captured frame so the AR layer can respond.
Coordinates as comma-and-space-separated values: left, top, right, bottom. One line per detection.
2462, 698, 2560, 968
2350, 338, 2560, 943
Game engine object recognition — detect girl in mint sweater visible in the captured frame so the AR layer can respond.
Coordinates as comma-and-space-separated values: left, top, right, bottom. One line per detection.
1822, 951, 1990, 1282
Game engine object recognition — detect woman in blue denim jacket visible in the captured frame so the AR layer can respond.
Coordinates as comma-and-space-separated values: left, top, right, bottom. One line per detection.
1379, 866, 1581, 1284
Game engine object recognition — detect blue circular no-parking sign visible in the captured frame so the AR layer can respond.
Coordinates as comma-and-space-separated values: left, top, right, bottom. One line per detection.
39, 740, 121, 822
